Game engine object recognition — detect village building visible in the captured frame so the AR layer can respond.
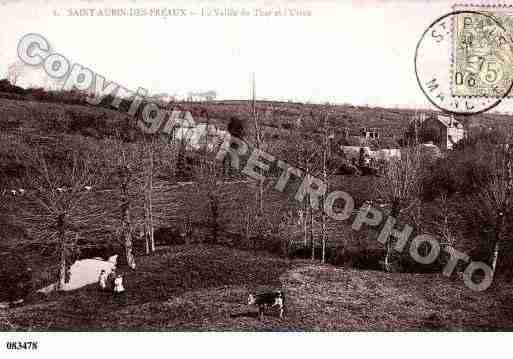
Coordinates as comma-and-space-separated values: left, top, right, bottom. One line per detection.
417, 114, 466, 150
361, 127, 379, 140
159, 110, 228, 151
186, 90, 217, 102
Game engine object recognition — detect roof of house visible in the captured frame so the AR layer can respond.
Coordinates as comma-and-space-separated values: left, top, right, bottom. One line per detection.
436, 115, 463, 128
413, 113, 464, 129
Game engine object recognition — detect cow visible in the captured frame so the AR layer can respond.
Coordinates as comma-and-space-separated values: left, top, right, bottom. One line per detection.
247, 290, 285, 320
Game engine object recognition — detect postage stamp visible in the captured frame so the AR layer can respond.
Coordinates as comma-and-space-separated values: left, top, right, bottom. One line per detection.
415, 9, 513, 114
452, 4, 513, 97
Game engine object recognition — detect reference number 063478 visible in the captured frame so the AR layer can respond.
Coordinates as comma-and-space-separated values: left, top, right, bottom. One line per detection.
6, 341, 38, 350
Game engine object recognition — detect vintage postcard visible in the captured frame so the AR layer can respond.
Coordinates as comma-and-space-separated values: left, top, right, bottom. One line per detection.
0, 0, 512, 357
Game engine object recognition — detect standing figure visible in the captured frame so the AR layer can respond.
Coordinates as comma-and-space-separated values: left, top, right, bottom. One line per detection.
358, 147, 366, 168
98, 270, 108, 291
114, 274, 124, 293
113, 274, 126, 304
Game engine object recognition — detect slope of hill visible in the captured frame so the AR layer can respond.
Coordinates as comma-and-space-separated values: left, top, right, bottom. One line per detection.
1, 93, 512, 144
0, 97, 138, 141
3, 244, 513, 331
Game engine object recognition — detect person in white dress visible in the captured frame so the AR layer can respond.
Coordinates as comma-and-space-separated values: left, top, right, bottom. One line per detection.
113, 274, 126, 304
114, 274, 124, 293
98, 270, 108, 291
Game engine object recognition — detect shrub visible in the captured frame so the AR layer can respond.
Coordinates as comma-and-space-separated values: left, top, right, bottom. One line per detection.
421, 158, 458, 200
0, 79, 26, 95
72, 244, 120, 262
263, 235, 287, 256
337, 161, 361, 175
227, 116, 245, 140
153, 227, 186, 246
421, 147, 492, 200
286, 243, 311, 259
0, 250, 32, 302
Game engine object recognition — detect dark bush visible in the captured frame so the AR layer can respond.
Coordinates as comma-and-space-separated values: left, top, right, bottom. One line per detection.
421, 148, 492, 200
421, 159, 458, 200
153, 227, 186, 247
0, 250, 32, 302
454, 127, 508, 151
287, 244, 311, 259
74, 244, 120, 262
68, 112, 94, 132
0, 79, 26, 95
285, 240, 348, 265
0, 157, 25, 188
360, 166, 378, 176
399, 245, 448, 274
262, 235, 287, 256
337, 161, 361, 175
337, 248, 384, 270
227, 116, 245, 140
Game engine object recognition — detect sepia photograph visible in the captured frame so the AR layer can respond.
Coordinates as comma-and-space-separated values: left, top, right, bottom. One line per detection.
0, 0, 512, 356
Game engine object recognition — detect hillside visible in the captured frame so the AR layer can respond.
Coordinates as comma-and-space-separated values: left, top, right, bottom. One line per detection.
1, 93, 512, 143
3, 244, 513, 331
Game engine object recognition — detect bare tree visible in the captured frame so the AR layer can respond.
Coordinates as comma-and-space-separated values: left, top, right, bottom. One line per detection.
142, 139, 156, 253
376, 146, 422, 272
196, 110, 224, 244
273, 108, 335, 262
12, 149, 100, 290
242, 73, 278, 249
320, 112, 329, 264
251, 73, 264, 218
291, 120, 318, 259
109, 139, 140, 270
467, 137, 513, 280
300, 110, 336, 263
422, 193, 458, 248
119, 164, 136, 269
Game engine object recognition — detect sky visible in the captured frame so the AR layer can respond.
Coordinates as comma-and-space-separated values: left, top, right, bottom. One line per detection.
0, 0, 511, 111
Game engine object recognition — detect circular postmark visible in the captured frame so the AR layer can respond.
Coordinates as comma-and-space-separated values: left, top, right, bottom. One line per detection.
415, 10, 513, 115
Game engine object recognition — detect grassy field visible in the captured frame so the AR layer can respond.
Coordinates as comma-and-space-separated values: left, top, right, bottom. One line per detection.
3, 244, 513, 331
